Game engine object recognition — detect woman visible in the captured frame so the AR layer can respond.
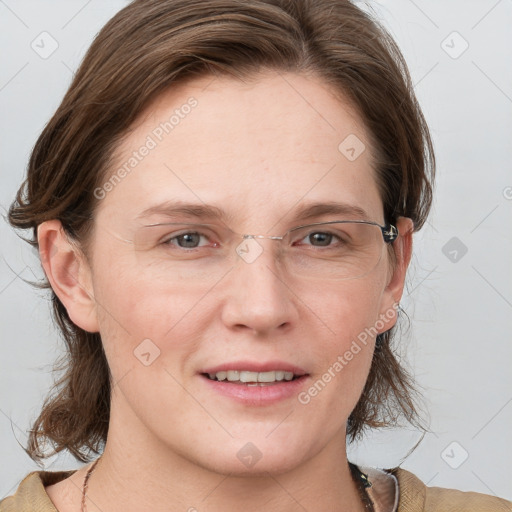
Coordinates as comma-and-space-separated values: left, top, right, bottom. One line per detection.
2, 0, 510, 511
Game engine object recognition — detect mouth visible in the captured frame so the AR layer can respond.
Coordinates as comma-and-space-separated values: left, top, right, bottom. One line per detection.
201, 370, 306, 386
199, 361, 309, 404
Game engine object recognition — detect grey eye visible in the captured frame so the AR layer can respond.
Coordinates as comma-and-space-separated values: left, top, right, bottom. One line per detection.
163, 231, 207, 249
176, 232, 202, 248
307, 232, 334, 246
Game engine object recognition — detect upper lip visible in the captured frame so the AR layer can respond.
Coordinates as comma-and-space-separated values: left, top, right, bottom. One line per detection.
201, 361, 308, 375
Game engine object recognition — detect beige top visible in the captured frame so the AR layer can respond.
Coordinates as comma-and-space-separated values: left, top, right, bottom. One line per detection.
1, 465, 510, 511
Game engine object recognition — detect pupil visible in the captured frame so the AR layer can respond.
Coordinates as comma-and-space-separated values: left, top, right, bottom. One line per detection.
310, 232, 331, 246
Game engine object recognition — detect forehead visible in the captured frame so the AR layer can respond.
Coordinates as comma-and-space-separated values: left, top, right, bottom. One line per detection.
95, 70, 383, 230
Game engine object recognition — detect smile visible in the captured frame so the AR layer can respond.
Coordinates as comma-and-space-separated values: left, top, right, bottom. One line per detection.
204, 370, 301, 384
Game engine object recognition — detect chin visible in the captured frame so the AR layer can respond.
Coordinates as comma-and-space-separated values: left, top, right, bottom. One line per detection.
187, 435, 312, 477
204, 453, 305, 478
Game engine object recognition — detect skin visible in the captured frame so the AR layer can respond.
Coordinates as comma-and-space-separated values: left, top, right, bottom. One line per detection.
40, 70, 413, 512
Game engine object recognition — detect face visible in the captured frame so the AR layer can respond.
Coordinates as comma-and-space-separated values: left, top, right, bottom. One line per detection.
45, 71, 411, 476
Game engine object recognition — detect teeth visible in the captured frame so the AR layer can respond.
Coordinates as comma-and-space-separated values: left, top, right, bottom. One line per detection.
240, 371, 259, 383
258, 371, 278, 383
208, 370, 300, 383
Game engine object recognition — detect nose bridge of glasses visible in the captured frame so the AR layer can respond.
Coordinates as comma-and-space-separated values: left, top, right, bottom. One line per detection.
229, 229, 288, 268
242, 234, 284, 241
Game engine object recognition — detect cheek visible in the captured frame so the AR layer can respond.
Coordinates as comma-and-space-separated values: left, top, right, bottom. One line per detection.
306, 275, 387, 347
292, 277, 386, 399
89, 252, 208, 378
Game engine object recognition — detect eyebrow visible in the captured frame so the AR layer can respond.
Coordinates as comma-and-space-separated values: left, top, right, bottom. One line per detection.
136, 200, 371, 224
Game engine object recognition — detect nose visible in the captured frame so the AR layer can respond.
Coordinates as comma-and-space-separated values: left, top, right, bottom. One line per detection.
220, 239, 298, 334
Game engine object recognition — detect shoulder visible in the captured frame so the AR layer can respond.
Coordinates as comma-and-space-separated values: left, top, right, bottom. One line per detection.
0, 470, 76, 512
391, 467, 512, 512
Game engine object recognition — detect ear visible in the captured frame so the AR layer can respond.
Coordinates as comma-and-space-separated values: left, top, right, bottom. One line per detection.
37, 220, 99, 333
376, 216, 414, 333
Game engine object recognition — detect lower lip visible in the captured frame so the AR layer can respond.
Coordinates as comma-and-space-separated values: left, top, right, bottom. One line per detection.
200, 374, 309, 405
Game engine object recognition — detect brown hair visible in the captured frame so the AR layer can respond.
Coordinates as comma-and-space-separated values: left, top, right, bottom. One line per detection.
9, 0, 434, 463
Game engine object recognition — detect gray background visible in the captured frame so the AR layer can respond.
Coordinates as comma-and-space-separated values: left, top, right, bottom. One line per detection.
1, 0, 511, 502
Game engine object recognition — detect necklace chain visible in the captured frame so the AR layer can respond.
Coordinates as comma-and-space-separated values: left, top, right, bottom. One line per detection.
80, 457, 374, 512
81, 457, 100, 512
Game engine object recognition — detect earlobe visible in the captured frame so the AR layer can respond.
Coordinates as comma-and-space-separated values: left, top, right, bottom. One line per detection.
37, 220, 99, 333
377, 216, 414, 333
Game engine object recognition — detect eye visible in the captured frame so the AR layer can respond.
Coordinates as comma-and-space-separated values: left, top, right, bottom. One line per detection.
294, 228, 348, 248
162, 230, 212, 249
302, 231, 336, 247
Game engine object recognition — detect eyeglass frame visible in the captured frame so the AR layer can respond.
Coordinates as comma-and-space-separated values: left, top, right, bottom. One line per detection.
130, 219, 400, 281
137, 219, 399, 245
235, 220, 399, 244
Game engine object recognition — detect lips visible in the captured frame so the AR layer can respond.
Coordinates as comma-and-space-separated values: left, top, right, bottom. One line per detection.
199, 362, 310, 405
